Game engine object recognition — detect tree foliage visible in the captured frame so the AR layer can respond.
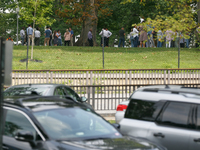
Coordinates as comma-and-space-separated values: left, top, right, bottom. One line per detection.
18, 0, 55, 59
0, 0, 17, 37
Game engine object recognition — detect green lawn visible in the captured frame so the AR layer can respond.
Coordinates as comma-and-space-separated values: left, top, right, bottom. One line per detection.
13, 46, 200, 70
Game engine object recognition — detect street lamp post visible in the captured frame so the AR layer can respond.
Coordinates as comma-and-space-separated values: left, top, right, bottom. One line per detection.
16, 7, 19, 46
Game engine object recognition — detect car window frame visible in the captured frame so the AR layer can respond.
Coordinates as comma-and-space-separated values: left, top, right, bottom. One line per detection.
3, 106, 46, 141
124, 98, 167, 122
155, 101, 195, 129
63, 86, 81, 102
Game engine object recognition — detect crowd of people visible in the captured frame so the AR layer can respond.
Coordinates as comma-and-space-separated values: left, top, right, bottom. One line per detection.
19, 25, 74, 46
119, 23, 192, 48
6, 23, 192, 48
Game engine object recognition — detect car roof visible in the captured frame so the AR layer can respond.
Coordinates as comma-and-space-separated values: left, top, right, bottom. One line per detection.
3, 96, 86, 112
132, 86, 200, 104
6, 83, 69, 89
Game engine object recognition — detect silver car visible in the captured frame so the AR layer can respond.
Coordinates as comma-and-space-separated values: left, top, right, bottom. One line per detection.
119, 85, 200, 150
115, 85, 183, 123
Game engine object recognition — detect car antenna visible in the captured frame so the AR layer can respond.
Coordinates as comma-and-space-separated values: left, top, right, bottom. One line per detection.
165, 85, 170, 89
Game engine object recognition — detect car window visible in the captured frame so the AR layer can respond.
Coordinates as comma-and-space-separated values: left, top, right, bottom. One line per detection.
54, 87, 66, 97
4, 86, 50, 96
124, 99, 165, 121
64, 87, 81, 101
157, 102, 191, 128
4, 109, 40, 141
34, 108, 121, 140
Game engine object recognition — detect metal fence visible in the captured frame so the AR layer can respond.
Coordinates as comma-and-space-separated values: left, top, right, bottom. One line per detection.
71, 84, 200, 111
12, 69, 200, 86
9, 69, 200, 111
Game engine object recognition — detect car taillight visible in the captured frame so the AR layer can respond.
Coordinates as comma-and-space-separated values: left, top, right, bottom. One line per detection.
116, 104, 127, 111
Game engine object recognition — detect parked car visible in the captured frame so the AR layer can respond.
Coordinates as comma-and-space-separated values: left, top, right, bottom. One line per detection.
119, 85, 200, 150
4, 84, 93, 110
2, 96, 167, 150
115, 85, 184, 123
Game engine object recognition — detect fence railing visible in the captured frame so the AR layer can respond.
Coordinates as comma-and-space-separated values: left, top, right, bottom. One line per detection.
71, 84, 200, 111
12, 69, 200, 86
10, 69, 200, 112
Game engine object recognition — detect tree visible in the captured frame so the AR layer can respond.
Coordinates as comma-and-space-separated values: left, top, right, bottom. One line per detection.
56, 0, 113, 46
18, 0, 55, 59
0, 0, 17, 37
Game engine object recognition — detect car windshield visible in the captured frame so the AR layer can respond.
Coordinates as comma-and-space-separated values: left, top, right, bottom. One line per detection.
33, 107, 122, 140
4, 86, 50, 96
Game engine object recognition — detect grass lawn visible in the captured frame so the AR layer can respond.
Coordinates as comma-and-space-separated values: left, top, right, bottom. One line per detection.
13, 46, 200, 70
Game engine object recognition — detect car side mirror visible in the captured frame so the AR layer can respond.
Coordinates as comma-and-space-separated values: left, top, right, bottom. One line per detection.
112, 123, 120, 129
81, 97, 87, 102
15, 130, 34, 142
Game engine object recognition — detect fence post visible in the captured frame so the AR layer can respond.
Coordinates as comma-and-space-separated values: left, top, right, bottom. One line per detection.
168, 70, 170, 84
90, 71, 93, 85
125, 71, 128, 85
46, 71, 49, 83
50, 71, 53, 83
164, 70, 166, 84
92, 86, 95, 109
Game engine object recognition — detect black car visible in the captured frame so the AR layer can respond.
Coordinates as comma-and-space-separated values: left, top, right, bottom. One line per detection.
2, 96, 167, 150
4, 83, 93, 109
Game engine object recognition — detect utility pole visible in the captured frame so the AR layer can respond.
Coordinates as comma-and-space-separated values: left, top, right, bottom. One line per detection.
0, 38, 13, 149
0, 37, 4, 150
102, 29, 104, 69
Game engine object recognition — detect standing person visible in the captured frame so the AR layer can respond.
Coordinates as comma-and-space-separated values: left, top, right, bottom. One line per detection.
69, 27, 74, 46
6, 35, 13, 41
165, 29, 174, 48
53, 30, 58, 46
132, 24, 139, 47
180, 33, 185, 48
20, 27, 25, 46
118, 27, 125, 47
57, 30, 62, 46
99, 28, 107, 47
64, 29, 71, 46
44, 26, 51, 46
147, 24, 155, 47
26, 24, 33, 46
49, 27, 52, 46
88, 29, 93, 47
139, 24, 147, 48
105, 28, 112, 47
157, 30, 163, 47
34, 27, 41, 46
129, 29, 134, 47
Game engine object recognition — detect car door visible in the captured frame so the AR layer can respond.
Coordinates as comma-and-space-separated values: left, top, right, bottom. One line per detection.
3, 107, 44, 150
147, 102, 194, 150
189, 105, 200, 150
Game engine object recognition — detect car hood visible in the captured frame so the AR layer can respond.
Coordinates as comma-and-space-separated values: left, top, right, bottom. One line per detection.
58, 136, 166, 150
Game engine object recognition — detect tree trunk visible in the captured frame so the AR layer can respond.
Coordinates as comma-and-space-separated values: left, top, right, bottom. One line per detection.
75, 0, 98, 46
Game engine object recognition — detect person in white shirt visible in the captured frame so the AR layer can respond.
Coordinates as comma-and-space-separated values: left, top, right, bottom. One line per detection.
35, 27, 41, 46
20, 27, 25, 46
132, 24, 139, 47
99, 28, 107, 47
105, 28, 112, 47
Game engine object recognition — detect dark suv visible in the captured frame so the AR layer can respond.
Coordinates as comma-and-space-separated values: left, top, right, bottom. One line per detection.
2, 96, 167, 150
119, 85, 200, 150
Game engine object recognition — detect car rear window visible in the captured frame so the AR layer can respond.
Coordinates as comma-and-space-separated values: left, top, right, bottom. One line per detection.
124, 99, 166, 122
4, 86, 50, 96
